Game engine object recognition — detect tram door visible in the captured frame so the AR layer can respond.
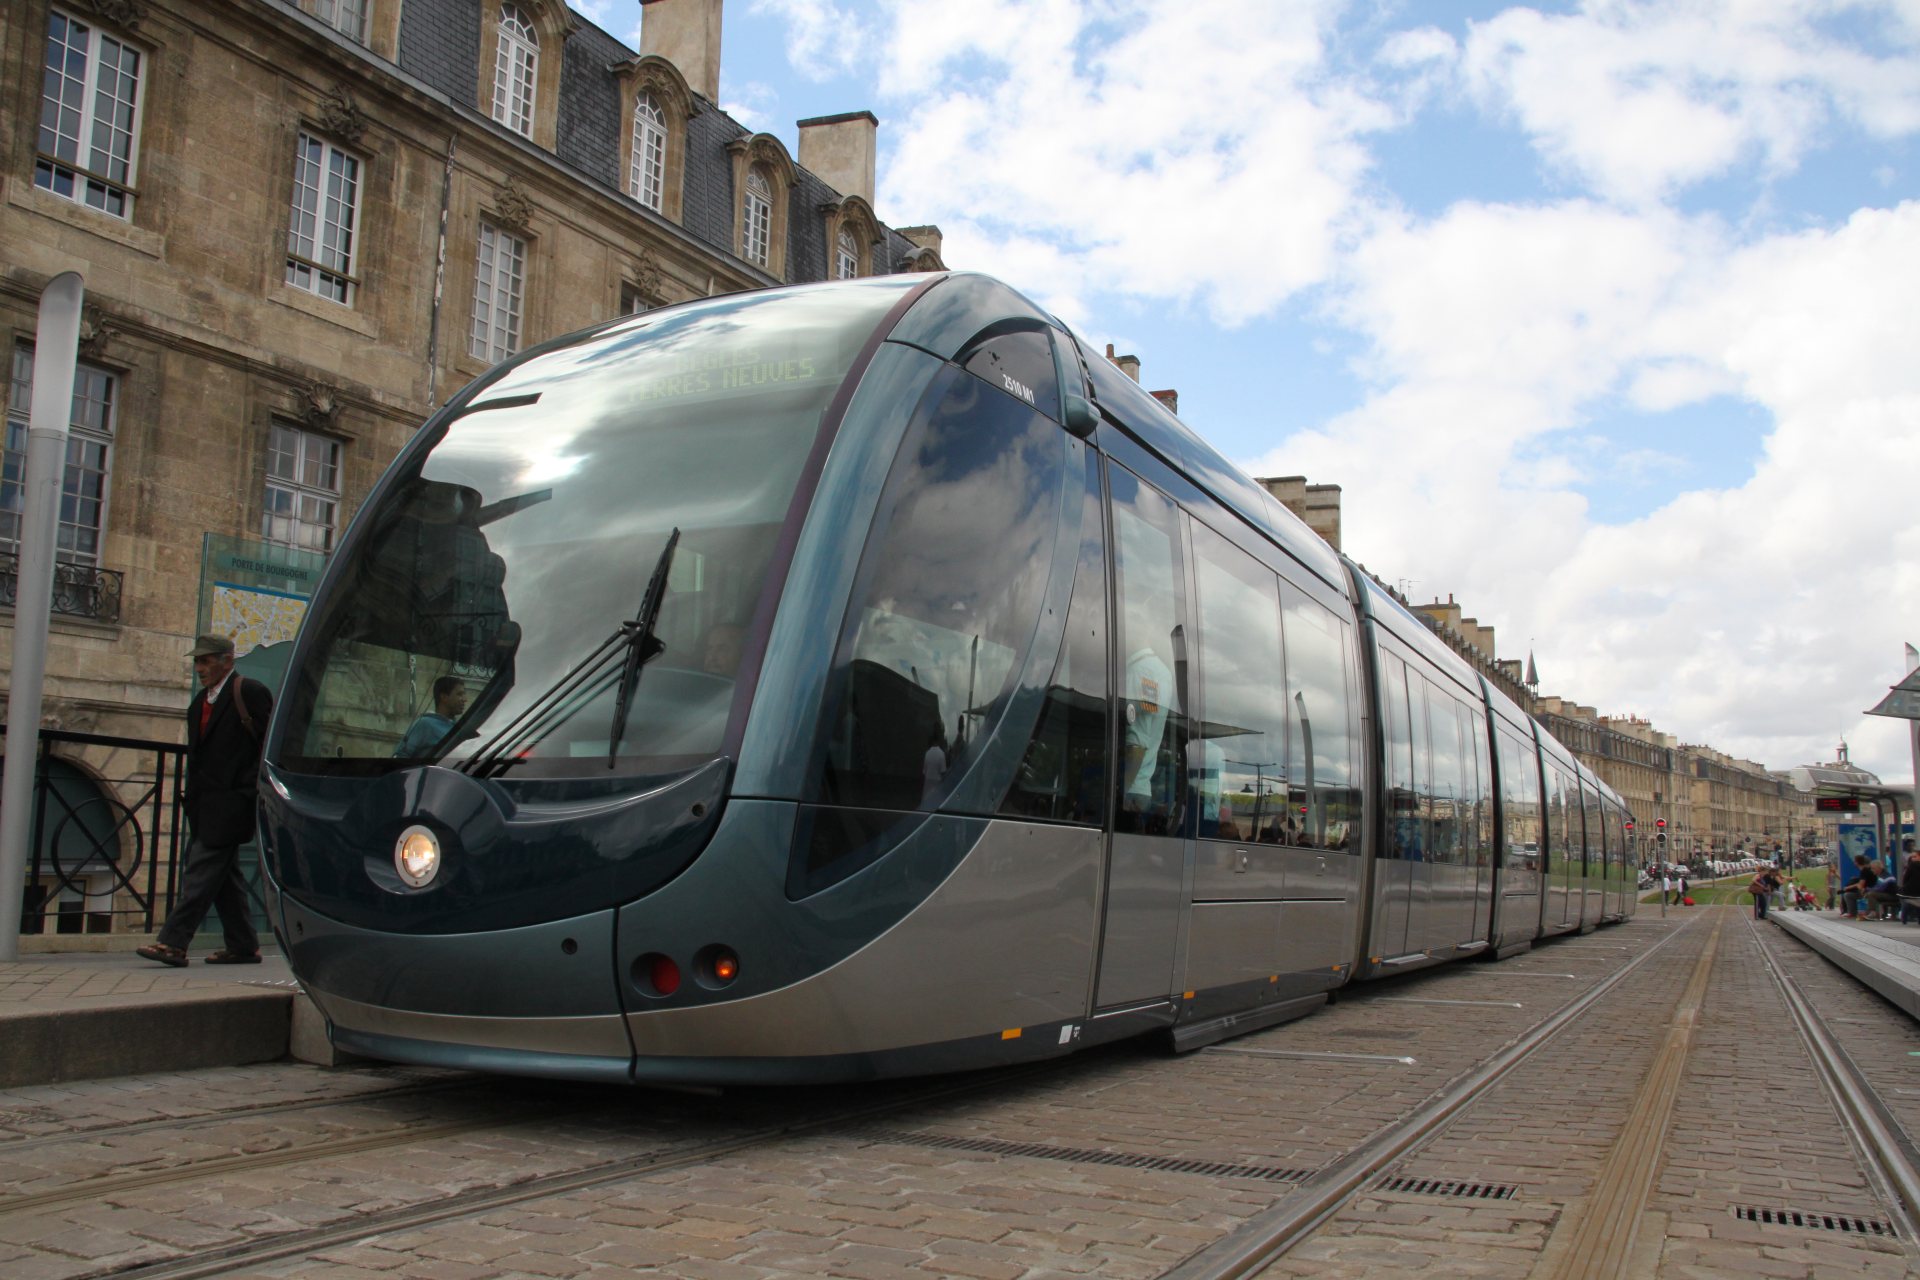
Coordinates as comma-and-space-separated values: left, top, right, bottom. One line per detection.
1545, 763, 1579, 931
1095, 465, 1192, 1008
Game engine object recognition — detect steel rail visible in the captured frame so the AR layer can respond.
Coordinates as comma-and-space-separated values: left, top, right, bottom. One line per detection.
2, 1101, 596, 1217
1160, 914, 1701, 1280
0, 1075, 475, 1155
1749, 915, 1920, 1243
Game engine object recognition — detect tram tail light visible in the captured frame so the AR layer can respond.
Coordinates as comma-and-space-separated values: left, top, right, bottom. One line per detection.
695, 944, 740, 988
632, 952, 681, 998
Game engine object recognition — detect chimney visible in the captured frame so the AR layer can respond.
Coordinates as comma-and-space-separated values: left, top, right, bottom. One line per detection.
898, 225, 942, 257
1104, 343, 1141, 382
640, 0, 722, 102
797, 112, 877, 206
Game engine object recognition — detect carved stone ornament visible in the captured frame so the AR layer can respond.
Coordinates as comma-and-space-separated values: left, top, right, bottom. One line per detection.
77, 305, 120, 359
85, 0, 147, 30
300, 382, 340, 428
492, 176, 534, 232
632, 249, 663, 301
316, 85, 367, 147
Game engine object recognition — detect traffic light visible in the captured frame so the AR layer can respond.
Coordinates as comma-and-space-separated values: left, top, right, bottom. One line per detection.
1625, 819, 1635, 833
1657, 833, 1666, 847
1656, 818, 1666, 829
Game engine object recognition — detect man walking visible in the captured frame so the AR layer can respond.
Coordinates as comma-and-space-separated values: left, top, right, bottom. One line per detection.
136, 634, 273, 966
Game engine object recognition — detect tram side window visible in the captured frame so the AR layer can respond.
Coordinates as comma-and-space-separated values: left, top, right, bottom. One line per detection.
1001, 454, 1108, 825
1556, 767, 1583, 875
1191, 523, 1287, 844
1585, 786, 1605, 879
1110, 467, 1188, 837
1497, 728, 1542, 875
1425, 682, 1463, 866
1281, 583, 1358, 851
1382, 655, 1419, 860
1464, 705, 1492, 868
812, 364, 1066, 813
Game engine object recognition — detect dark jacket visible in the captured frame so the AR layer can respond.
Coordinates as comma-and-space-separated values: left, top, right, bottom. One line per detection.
185, 675, 273, 848
1902, 859, 1920, 896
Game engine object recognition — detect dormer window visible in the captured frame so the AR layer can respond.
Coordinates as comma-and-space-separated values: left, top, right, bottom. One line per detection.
491, 4, 538, 137
836, 227, 859, 279
743, 169, 772, 268
630, 93, 666, 211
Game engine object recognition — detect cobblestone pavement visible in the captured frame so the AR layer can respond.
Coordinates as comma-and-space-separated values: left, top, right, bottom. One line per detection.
1254, 908, 1916, 1279
3, 911, 1914, 1279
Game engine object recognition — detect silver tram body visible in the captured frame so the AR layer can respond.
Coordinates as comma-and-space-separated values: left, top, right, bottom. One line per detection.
259, 273, 1636, 1086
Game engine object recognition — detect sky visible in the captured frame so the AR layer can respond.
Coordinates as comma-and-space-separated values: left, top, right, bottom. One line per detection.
577, 0, 1920, 785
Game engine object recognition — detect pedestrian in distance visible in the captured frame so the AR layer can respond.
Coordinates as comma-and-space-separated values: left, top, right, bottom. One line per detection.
136, 634, 272, 967
1748, 867, 1781, 920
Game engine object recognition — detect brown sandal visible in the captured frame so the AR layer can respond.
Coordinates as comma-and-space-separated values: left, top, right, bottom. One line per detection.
136, 943, 188, 968
203, 950, 262, 965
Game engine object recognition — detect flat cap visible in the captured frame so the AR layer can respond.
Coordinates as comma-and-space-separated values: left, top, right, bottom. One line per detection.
187, 633, 236, 658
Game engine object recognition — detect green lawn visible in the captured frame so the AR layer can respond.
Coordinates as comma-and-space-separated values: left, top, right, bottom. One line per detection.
1637, 868, 1830, 908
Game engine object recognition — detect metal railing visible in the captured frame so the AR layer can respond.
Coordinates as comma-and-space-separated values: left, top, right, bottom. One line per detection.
0, 553, 124, 622
3, 726, 185, 935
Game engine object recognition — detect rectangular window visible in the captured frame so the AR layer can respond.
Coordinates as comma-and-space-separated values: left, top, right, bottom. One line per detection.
1497, 727, 1542, 875
35, 9, 143, 219
263, 422, 341, 554
470, 223, 525, 363
1191, 523, 1286, 844
313, 0, 369, 42
286, 132, 361, 305
4, 345, 116, 566
1111, 467, 1188, 837
1281, 582, 1358, 851
619, 283, 652, 315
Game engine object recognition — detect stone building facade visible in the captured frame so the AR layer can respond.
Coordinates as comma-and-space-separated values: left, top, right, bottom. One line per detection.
0, 0, 942, 933
1413, 596, 1827, 865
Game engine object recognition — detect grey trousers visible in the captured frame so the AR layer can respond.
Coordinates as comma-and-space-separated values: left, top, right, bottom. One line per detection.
156, 836, 260, 954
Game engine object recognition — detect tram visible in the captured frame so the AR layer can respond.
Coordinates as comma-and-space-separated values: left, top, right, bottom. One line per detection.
259, 273, 1636, 1086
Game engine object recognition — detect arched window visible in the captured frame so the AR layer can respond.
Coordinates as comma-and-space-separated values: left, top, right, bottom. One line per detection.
630, 93, 666, 211
743, 168, 772, 268
836, 226, 859, 279
491, 4, 538, 137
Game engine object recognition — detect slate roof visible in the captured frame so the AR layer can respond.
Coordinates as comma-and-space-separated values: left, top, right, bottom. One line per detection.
394, 0, 934, 281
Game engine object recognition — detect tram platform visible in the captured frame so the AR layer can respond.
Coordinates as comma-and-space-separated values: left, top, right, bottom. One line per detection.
1772, 909, 1920, 1020
0, 943, 304, 1090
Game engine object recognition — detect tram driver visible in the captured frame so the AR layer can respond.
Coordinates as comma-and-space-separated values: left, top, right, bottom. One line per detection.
394, 676, 469, 758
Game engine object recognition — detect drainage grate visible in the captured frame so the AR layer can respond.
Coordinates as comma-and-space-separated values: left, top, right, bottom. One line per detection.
1375, 1175, 1517, 1200
1734, 1206, 1898, 1237
869, 1131, 1313, 1183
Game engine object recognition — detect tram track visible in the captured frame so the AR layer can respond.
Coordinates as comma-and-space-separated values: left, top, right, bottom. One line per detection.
0, 1073, 475, 1156
1157, 912, 1703, 1279
2, 1096, 598, 1217
1748, 913, 1920, 1242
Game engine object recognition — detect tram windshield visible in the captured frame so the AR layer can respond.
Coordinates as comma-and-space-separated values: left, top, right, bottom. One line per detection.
276, 279, 916, 778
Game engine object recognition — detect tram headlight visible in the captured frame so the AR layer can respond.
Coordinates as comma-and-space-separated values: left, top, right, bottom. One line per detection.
394, 825, 442, 889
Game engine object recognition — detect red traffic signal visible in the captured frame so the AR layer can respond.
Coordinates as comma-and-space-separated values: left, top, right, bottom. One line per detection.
1656, 818, 1666, 829
1625, 820, 1634, 831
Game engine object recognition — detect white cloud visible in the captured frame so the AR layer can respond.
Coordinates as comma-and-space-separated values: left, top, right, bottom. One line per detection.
1454, 1, 1920, 204
749, 0, 872, 80
1253, 199, 1920, 778
872, 0, 1380, 323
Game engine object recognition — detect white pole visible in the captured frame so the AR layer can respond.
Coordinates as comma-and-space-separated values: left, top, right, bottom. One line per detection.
0, 272, 84, 962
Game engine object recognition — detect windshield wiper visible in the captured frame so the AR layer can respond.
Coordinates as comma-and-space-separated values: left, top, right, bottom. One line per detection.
605, 527, 679, 767
454, 529, 678, 777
